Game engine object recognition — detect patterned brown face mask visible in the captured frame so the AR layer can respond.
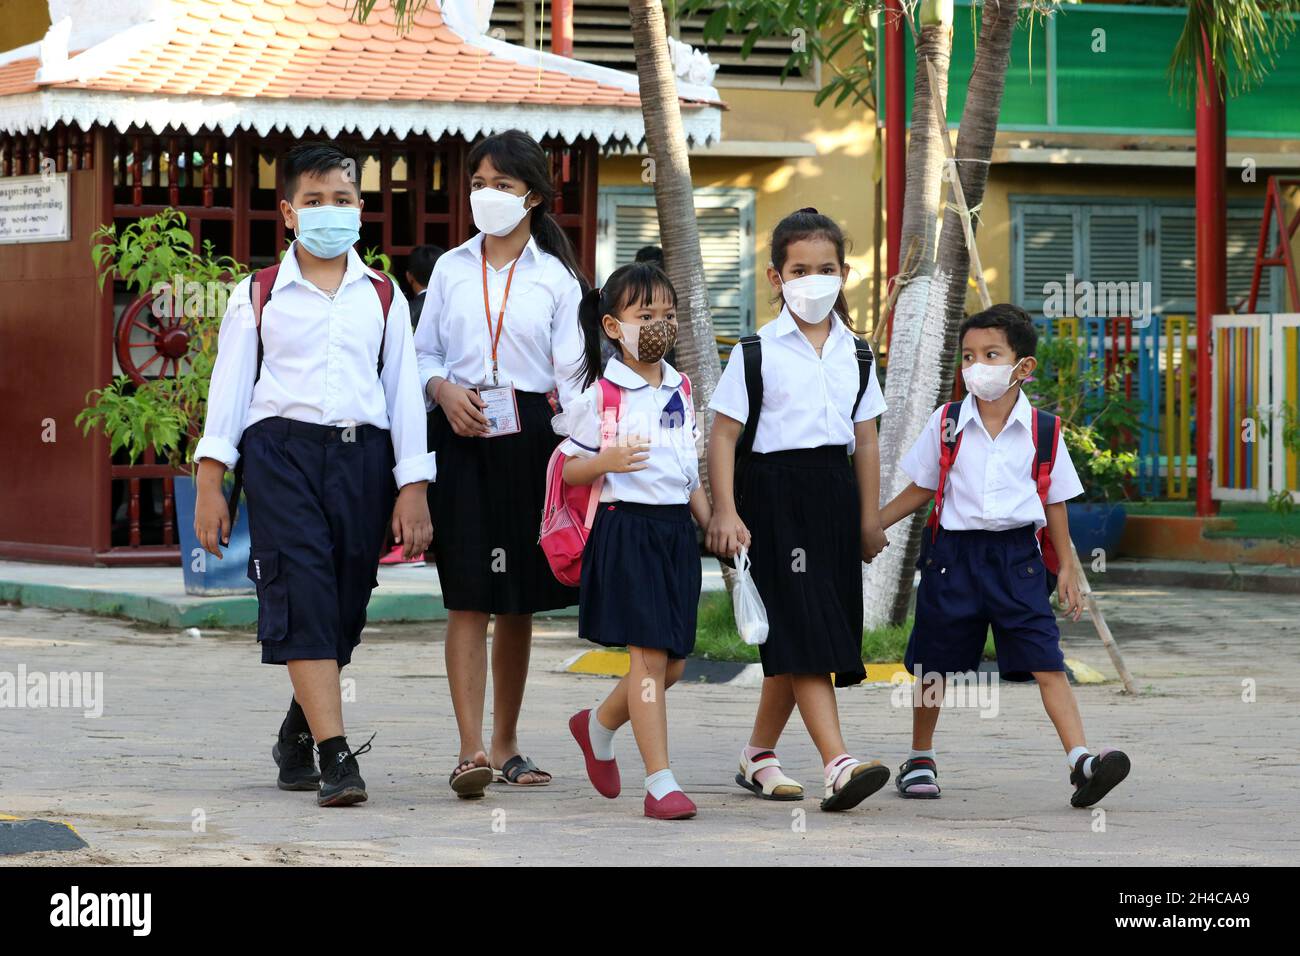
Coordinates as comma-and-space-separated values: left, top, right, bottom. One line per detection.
620, 317, 677, 364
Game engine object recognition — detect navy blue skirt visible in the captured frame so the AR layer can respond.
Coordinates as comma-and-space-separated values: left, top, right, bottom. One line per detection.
578, 502, 701, 659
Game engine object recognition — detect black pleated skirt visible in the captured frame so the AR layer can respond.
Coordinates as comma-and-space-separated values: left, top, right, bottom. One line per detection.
737, 446, 865, 687
579, 502, 701, 660
428, 390, 578, 614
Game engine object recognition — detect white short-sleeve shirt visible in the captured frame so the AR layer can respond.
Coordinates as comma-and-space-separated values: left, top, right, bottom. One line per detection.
412, 232, 584, 433
900, 391, 1084, 531
558, 357, 700, 506
708, 307, 886, 454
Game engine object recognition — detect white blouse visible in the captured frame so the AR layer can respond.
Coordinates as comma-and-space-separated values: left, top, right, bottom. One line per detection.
709, 306, 886, 454
413, 232, 585, 432
558, 357, 701, 506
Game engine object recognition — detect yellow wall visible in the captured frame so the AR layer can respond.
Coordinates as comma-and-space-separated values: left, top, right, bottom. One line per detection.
0, 0, 49, 52
599, 85, 883, 335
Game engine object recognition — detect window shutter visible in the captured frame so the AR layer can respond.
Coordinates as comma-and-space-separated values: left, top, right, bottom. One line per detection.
1155, 209, 1196, 314
1227, 213, 1271, 312
1085, 210, 1144, 290
1018, 208, 1077, 314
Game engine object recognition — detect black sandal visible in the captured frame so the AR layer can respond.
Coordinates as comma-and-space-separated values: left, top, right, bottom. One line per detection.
449, 758, 493, 799
1070, 748, 1130, 808
495, 754, 552, 787
820, 759, 890, 812
896, 757, 941, 799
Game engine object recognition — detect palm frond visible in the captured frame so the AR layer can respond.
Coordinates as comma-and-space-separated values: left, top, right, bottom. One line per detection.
1169, 0, 1300, 99
352, 0, 432, 35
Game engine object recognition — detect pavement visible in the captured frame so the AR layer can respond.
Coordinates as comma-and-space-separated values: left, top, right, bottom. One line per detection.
1, 580, 1298, 866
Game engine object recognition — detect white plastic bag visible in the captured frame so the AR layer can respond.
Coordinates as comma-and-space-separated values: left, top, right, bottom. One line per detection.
732, 545, 769, 646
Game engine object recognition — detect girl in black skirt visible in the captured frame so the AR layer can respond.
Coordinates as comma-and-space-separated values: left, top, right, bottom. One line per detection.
413, 130, 587, 797
562, 263, 713, 821
706, 208, 892, 812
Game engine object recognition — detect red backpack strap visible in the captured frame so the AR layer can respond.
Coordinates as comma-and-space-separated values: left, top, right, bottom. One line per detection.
248, 265, 280, 386
927, 402, 964, 540
584, 379, 624, 530
1032, 408, 1062, 573
679, 372, 691, 401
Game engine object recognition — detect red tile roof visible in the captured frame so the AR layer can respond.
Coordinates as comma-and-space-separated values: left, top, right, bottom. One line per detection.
0, 0, 717, 111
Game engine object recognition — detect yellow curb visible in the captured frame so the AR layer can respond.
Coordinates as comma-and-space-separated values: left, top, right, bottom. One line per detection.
866, 663, 913, 683
566, 650, 630, 677
0, 814, 18, 821
1065, 658, 1107, 684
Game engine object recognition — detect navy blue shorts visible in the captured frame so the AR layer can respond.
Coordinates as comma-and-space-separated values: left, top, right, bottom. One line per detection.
579, 502, 700, 660
241, 417, 396, 667
905, 525, 1064, 683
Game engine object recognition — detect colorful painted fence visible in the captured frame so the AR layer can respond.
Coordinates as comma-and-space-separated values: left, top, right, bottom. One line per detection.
1211, 313, 1300, 503
1034, 316, 1196, 499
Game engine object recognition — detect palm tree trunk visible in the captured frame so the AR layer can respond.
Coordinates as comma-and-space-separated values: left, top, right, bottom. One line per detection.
628, 0, 723, 462
863, 6, 954, 630
876, 0, 1022, 626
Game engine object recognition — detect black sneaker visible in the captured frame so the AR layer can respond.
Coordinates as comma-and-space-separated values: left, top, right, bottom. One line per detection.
317, 736, 374, 808
272, 731, 321, 791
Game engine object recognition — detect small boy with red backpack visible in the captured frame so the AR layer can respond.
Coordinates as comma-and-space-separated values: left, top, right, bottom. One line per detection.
878, 303, 1130, 809
553, 262, 711, 821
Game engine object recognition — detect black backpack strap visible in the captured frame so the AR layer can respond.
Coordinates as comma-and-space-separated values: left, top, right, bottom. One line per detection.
228, 268, 278, 525
851, 337, 875, 418
735, 335, 763, 462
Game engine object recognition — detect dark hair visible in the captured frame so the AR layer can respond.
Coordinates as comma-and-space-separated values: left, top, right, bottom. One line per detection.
770, 206, 852, 328
575, 263, 678, 389
959, 303, 1038, 359
634, 245, 664, 266
283, 141, 361, 199
466, 130, 588, 288
406, 244, 443, 287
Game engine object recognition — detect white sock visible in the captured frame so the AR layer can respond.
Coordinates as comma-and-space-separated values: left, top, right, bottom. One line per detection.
903, 749, 937, 785
645, 768, 682, 800
1068, 745, 1095, 778
588, 709, 617, 761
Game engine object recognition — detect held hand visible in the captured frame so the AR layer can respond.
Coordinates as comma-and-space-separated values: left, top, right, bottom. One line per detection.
391, 483, 433, 560
706, 509, 751, 559
441, 382, 492, 438
193, 483, 231, 560
598, 436, 651, 474
861, 523, 889, 563
1057, 566, 1083, 622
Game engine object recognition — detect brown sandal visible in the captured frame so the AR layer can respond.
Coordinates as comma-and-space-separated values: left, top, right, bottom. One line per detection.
449, 758, 493, 799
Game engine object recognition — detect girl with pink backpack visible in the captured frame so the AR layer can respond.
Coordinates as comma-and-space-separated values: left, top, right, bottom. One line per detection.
552, 263, 711, 820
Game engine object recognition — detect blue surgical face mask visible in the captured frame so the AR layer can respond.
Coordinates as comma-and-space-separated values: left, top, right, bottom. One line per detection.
293, 205, 360, 259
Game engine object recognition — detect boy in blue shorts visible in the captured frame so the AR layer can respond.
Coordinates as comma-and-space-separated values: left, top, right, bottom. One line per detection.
879, 304, 1130, 808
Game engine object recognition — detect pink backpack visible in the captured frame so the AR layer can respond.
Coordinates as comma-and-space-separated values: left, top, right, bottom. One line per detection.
540, 373, 692, 586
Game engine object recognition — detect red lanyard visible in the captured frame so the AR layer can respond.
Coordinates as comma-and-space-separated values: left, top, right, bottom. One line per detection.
481, 250, 520, 386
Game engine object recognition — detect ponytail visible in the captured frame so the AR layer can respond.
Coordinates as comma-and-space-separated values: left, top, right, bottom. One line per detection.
532, 207, 589, 291
576, 286, 608, 390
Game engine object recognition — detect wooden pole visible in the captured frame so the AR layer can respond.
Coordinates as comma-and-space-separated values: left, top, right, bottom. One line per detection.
922, 56, 1137, 694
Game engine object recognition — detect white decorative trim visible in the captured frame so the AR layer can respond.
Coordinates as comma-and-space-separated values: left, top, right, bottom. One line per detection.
0, 88, 722, 147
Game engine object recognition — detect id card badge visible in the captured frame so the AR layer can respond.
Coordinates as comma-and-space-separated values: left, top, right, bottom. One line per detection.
477, 384, 522, 438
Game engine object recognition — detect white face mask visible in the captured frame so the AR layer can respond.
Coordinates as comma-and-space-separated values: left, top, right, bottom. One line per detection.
962, 358, 1026, 402
779, 273, 842, 325
470, 188, 532, 237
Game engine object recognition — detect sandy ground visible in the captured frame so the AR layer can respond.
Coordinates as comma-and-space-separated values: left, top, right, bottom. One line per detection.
1, 582, 1298, 866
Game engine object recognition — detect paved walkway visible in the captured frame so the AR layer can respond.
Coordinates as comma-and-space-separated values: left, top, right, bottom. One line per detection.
1, 583, 1297, 865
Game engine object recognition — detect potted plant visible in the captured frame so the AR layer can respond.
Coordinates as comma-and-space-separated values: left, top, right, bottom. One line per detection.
77, 209, 254, 594
1024, 334, 1140, 560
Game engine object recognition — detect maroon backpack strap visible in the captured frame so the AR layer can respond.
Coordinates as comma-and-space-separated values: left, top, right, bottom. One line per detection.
369, 272, 394, 377
248, 265, 280, 386
927, 402, 964, 540
1031, 408, 1062, 572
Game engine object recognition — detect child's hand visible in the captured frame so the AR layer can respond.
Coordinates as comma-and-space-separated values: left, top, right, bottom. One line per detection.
706, 509, 750, 558
861, 523, 889, 563
391, 482, 433, 559
1056, 566, 1083, 622
597, 436, 650, 474
439, 382, 492, 437
194, 481, 231, 560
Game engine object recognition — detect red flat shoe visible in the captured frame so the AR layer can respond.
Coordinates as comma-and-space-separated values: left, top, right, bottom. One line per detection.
644, 790, 697, 820
568, 709, 620, 799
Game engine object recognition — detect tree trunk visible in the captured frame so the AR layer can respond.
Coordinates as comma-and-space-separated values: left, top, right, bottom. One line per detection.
877, 0, 1023, 626
628, 0, 722, 460
863, 8, 954, 630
